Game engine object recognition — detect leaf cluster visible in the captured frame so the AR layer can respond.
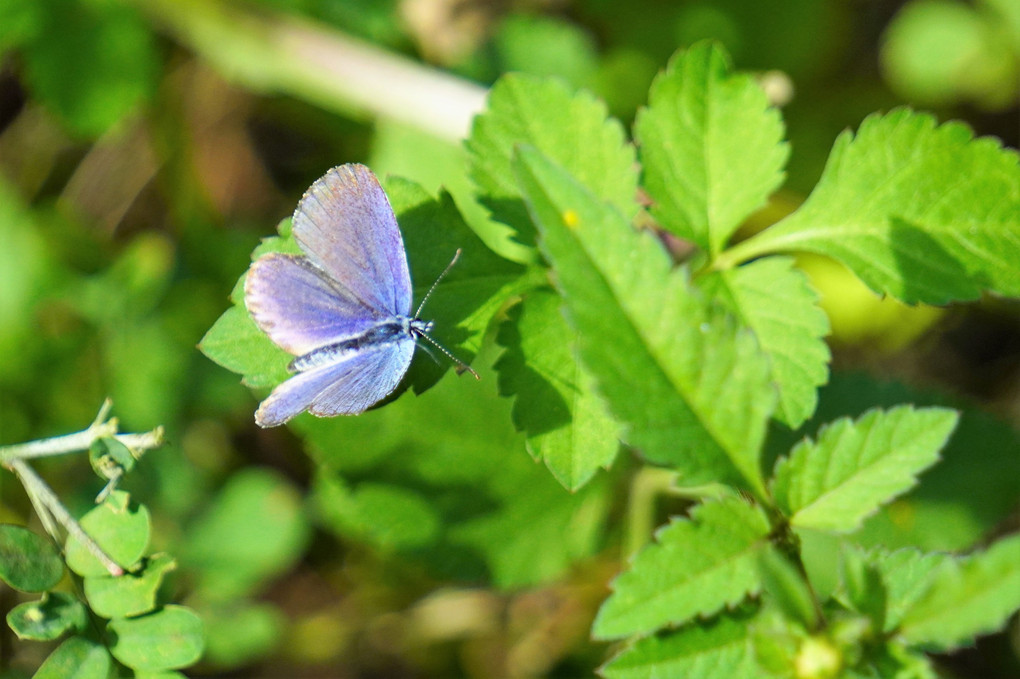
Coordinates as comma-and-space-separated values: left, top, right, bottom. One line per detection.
200, 40, 1020, 675
2, 488, 203, 677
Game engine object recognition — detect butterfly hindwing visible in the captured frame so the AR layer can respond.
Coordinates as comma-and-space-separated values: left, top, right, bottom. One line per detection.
254, 339, 415, 427
306, 339, 415, 417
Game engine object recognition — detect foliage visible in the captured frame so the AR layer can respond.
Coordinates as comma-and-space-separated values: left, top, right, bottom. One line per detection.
197, 38, 1020, 677
1, 418, 203, 676
2, 0, 1018, 677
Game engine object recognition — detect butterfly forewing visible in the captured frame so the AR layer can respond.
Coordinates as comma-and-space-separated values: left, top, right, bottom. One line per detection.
292, 164, 412, 317
245, 253, 383, 356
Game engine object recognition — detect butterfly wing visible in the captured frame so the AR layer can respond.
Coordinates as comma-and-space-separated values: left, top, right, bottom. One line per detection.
255, 339, 415, 427
292, 164, 412, 317
245, 253, 381, 356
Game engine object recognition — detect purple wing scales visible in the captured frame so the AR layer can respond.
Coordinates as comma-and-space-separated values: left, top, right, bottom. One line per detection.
307, 339, 415, 417
245, 253, 381, 356
254, 340, 415, 427
292, 164, 412, 316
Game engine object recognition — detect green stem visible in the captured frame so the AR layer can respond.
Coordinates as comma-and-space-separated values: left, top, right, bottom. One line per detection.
1, 400, 165, 577
0, 401, 164, 464
711, 230, 783, 271
0, 422, 116, 464
624, 468, 677, 558
8, 459, 124, 577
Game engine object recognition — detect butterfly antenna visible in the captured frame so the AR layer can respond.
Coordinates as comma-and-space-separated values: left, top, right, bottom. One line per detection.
416, 330, 480, 379
413, 248, 479, 379
415, 248, 462, 317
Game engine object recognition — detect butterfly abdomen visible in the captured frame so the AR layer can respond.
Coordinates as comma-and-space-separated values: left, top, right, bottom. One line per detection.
289, 319, 415, 372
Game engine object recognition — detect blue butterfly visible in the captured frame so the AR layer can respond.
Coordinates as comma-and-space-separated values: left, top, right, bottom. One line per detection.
244, 164, 476, 427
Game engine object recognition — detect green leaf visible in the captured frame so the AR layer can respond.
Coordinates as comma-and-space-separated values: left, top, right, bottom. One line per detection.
467, 73, 638, 249
838, 545, 887, 632
601, 607, 761, 679
22, 0, 156, 137
88, 436, 137, 483
698, 256, 830, 428
198, 303, 291, 390
369, 118, 533, 264
84, 553, 177, 619
34, 636, 112, 679
183, 468, 310, 600
6, 592, 86, 641
495, 289, 621, 490
493, 14, 599, 88
383, 177, 528, 395
863, 547, 950, 632
65, 491, 151, 577
728, 109, 1020, 304
748, 607, 808, 677
0, 524, 64, 592
869, 642, 940, 679
635, 41, 788, 254
514, 146, 775, 494
305, 360, 612, 589
314, 476, 441, 550
0, 0, 43, 53
780, 373, 1020, 552
593, 496, 771, 640
898, 533, 1020, 650
758, 548, 819, 630
881, 0, 1018, 109
109, 605, 205, 671
0, 179, 53, 378
772, 406, 959, 532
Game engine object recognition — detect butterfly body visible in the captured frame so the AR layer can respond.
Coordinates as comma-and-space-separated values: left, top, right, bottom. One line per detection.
288, 317, 432, 373
244, 164, 462, 428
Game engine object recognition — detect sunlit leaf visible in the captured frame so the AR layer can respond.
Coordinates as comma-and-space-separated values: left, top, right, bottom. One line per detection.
495, 289, 621, 490
732, 110, 1020, 303
772, 406, 958, 532
515, 146, 774, 494
594, 496, 771, 639
899, 534, 1020, 650
636, 41, 788, 254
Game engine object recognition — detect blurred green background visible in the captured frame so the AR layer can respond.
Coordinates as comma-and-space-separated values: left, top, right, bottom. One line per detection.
1, 0, 1018, 677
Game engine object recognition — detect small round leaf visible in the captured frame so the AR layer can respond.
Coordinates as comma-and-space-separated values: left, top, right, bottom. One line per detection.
0, 524, 64, 591
109, 605, 204, 671
89, 436, 136, 480
6, 591, 87, 641
34, 636, 112, 679
84, 553, 177, 618
65, 491, 150, 577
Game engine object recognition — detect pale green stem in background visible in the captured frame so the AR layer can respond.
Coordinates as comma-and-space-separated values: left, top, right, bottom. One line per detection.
625, 468, 735, 557
624, 468, 678, 558
138, 0, 488, 142
1, 400, 166, 577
